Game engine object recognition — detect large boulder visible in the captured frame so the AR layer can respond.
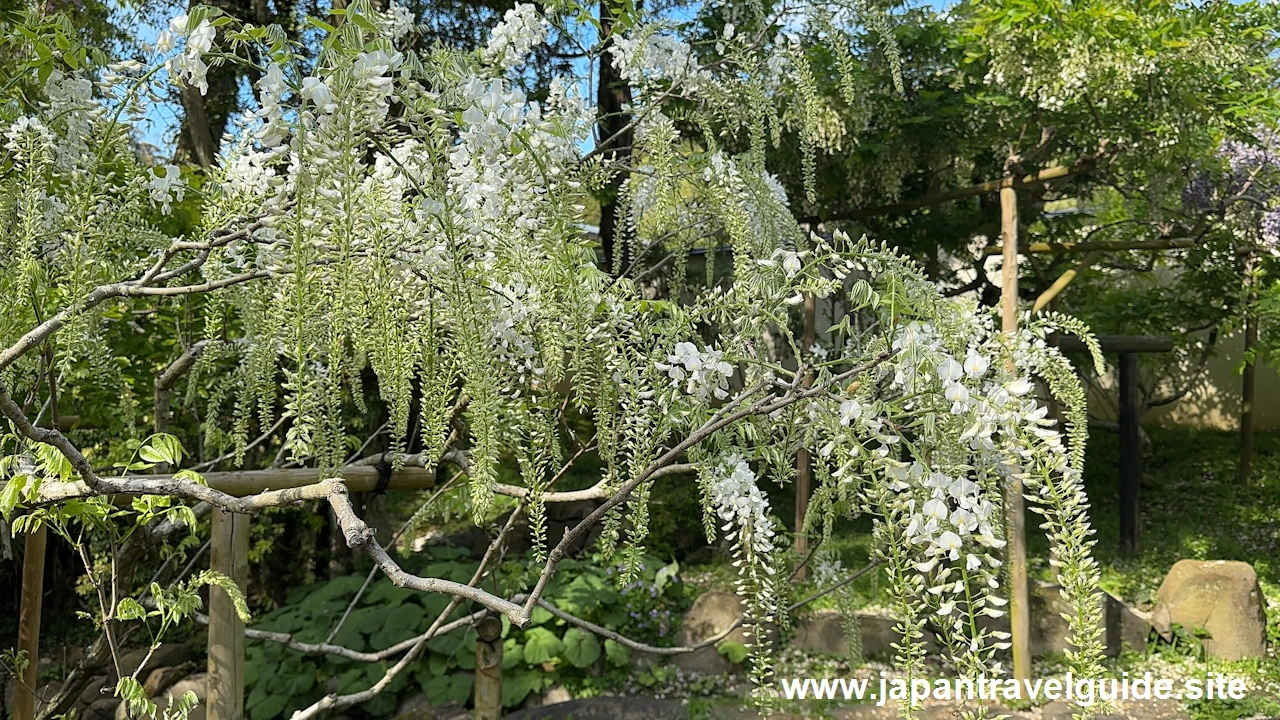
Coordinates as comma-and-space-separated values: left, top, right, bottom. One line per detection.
506, 697, 687, 720
671, 591, 752, 675
1151, 560, 1267, 660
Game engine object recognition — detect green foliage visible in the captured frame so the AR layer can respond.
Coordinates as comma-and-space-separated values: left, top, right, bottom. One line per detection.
242, 550, 690, 717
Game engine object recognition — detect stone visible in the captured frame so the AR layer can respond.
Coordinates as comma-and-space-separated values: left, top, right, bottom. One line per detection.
861, 613, 937, 658
78, 675, 110, 706
35, 681, 64, 717
114, 644, 191, 683
671, 591, 751, 675
505, 696, 687, 720
143, 666, 191, 698
539, 685, 572, 705
793, 609, 848, 656
1151, 560, 1267, 660
978, 581, 1152, 658
83, 696, 123, 720
393, 694, 469, 720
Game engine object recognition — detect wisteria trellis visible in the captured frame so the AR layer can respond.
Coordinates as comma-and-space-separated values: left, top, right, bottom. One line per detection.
1, 1, 1106, 717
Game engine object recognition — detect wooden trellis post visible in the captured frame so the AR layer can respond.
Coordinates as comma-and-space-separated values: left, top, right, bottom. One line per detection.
208, 509, 249, 720
794, 293, 816, 580
14, 525, 48, 720
1058, 334, 1173, 556
473, 614, 503, 720
999, 180, 1032, 683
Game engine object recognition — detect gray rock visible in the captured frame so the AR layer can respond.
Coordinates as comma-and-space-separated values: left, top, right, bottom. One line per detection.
1151, 560, 1267, 660
505, 696, 687, 720
860, 613, 937, 658
978, 581, 1152, 658
671, 591, 751, 675
393, 694, 469, 720
793, 609, 848, 656
78, 675, 110, 706
35, 681, 64, 717
143, 666, 191, 699
114, 644, 191, 683
84, 695, 123, 720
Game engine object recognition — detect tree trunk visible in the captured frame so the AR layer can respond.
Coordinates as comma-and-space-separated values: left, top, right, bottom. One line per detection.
595, 1, 635, 275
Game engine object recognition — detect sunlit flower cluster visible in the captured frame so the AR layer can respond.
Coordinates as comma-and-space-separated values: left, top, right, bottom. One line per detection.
656, 342, 734, 402
165, 13, 215, 95
483, 3, 547, 69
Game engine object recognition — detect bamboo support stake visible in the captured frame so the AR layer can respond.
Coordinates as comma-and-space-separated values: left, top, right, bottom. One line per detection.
1032, 251, 1101, 314
15, 525, 48, 720
473, 615, 503, 720
208, 509, 250, 720
1000, 181, 1032, 683
794, 294, 816, 580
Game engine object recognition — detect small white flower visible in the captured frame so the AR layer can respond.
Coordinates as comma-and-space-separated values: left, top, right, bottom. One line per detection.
937, 357, 963, 383
839, 399, 861, 426
155, 30, 176, 54
300, 77, 335, 112
963, 349, 989, 377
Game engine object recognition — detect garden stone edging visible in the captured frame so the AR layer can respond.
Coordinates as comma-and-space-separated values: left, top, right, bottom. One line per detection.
505, 696, 688, 720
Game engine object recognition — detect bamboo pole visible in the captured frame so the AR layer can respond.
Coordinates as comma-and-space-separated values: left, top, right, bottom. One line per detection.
14, 525, 48, 720
794, 294, 816, 580
1000, 181, 1032, 683
207, 509, 249, 720
473, 615, 503, 720
1032, 251, 1102, 314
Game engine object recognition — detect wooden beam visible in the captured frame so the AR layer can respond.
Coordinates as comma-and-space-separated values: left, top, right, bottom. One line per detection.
14, 525, 47, 720
981, 238, 1197, 257
207, 509, 249, 720
1118, 353, 1141, 556
1054, 335, 1173, 355
1000, 181, 1032, 683
832, 165, 1078, 221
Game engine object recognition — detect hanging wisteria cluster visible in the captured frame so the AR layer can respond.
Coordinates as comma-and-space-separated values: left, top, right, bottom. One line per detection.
0, 0, 1107, 714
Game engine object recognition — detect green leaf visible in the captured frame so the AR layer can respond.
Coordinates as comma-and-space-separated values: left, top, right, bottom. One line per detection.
501, 669, 543, 708
501, 639, 523, 669
654, 560, 679, 594
718, 640, 748, 664
1, 474, 27, 520
116, 598, 148, 621
521, 627, 564, 665
561, 628, 599, 668
424, 673, 471, 706
306, 16, 336, 32
603, 639, 632, 667
528, 605, 553, 626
